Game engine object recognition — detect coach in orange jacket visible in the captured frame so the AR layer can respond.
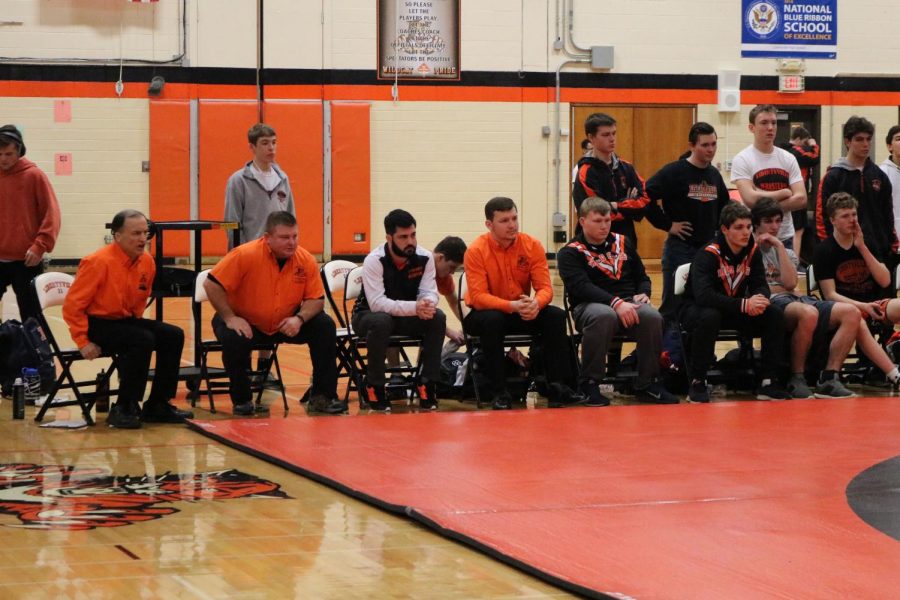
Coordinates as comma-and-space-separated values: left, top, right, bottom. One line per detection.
204, 210, 345, 417
63, 210, 189, 429
463, 196, 583, 410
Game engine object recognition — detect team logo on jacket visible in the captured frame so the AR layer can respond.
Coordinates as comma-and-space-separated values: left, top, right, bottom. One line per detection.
277, 190, 287, 204
872, 178, 883, 193
705, 243, 755, 297
568, 235, 627, 280
516, 255, 530, 272
292, 266, 307, 284
0, 463, 289, 531
407, 265, 424, 279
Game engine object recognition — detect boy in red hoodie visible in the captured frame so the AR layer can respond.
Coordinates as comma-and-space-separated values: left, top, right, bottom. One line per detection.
0, 124, 61, 322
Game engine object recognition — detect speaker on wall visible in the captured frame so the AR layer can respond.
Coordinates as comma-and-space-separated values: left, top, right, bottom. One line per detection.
717, 69, 741, 113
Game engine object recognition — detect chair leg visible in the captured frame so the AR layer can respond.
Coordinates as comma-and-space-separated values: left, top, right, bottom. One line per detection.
201, 348, 216, 414
272, 351, 288, 412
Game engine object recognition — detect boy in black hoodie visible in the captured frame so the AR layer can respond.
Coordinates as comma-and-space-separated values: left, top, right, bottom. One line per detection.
815, 116, 897, 264
572, 112, 649, 244
680, 202, 790, 402
559, 197, 679, 406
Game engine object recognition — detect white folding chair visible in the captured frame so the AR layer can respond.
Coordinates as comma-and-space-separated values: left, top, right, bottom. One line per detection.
320, 260, 358, 401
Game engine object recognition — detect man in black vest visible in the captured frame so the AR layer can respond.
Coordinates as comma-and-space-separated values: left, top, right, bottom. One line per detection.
352, 209, 446, 412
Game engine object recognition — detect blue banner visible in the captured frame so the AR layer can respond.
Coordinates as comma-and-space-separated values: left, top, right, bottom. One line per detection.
741, 0, 837, 59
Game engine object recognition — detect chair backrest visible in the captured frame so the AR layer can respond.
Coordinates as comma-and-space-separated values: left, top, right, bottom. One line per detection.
673, 263, 691, 296
33, 272, 74, 310
457, 271, 471, 320
342, 266, 364, 325
321, 260, 357, 327
895, 263, 900, 292
806, 264, 818, 296
194, 269, 212, 303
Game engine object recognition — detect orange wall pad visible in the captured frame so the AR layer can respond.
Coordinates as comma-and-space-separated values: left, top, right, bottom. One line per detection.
263, 100, 325, 254
331, 102, 371, 255
191, 399, 900, 598
197, 100, 259, 256
149, 100, 191, 257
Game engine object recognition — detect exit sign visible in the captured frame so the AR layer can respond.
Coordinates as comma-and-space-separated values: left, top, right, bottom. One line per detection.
779, 75, 805, 93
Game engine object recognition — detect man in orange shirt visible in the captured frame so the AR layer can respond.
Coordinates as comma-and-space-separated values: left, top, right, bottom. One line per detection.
63, 210, 189, 429
464, 196, 584, 410
0, 124, 61, 323
204, 211, 344, 416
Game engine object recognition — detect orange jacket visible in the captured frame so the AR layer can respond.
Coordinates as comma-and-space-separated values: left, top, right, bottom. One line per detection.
209, 238, 324, 335
0, 158, 61, 260
463, 232, 552, 312
63, 243, 154, 348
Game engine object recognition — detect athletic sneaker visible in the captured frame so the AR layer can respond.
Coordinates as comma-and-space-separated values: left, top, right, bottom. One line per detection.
687, 380, 710, 403
787, 375, 813, 399
634, 380, 680, 405
814, 376, 855, 399
491, 391, 513, 410
364, 385, 392, 412
306, 394, 349, 415
756, 382, 792, 400
416, 382, 438, 410
578, 380, 611, 407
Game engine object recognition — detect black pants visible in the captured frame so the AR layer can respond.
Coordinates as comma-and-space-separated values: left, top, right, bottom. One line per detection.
0, 260, 44, 324
87, 317, 184, 409
212, 311, 337, 405
463, 305, 574, 394
680, 304, 785, 381
351, 309, 446, 387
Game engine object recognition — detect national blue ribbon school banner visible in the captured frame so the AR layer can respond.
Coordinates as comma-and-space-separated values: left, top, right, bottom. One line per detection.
741, 1, 837, 59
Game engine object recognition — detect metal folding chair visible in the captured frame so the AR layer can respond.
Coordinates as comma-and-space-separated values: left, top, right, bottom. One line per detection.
192, 270, 288, 414
320, 260, 359, 401
31, 272, 119, 425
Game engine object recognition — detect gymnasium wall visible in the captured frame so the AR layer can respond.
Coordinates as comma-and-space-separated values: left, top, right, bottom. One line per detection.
1, 0, 899, 260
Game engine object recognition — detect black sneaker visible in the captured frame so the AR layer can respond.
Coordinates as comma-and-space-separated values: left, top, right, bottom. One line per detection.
547, 383, 588, 408
491, 391, 513, 410
142, 401, 194, 423
307, 394, 349, 415
232, 402, 256, 416
364, 385, 392, 412
107, 403, 142, 429
687, 380, 710, 403
578, 380, 611, 407
634, 381, 680, 405
756, 382, 792, 400
416, 382, 438, 411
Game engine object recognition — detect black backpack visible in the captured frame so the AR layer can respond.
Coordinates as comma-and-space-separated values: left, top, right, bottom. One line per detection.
0, 318, 56, 396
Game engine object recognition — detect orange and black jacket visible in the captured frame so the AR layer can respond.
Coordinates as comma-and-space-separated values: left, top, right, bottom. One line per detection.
778, 141, 820, 184
558, 232, 651, 309
815, 157, 897, 261
681, 231, 768, 316
572, 153, 649, 243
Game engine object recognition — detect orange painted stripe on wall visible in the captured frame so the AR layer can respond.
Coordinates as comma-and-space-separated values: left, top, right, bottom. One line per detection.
4, 79, 900, 106
263, 100, 325, 254
149, 99, 191, 257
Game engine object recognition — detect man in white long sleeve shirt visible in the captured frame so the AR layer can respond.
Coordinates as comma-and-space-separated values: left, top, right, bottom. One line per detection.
351, 209, 446, 412
879, 125, 900, 249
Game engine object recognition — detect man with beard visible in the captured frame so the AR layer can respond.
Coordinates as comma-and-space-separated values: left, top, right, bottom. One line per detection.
351, 209, 445, 412
63, 210, 190, 429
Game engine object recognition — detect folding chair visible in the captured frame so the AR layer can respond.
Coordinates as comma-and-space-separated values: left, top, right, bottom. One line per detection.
673, 263, 757, 389
31, 272, 119, 425
457, 271, 537, 408
320, 260, 359, 401
192, 270, 288, 414
342, 266, 424, 408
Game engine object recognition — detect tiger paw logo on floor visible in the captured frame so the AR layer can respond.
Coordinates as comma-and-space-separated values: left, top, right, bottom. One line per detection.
0, 463, 290, 531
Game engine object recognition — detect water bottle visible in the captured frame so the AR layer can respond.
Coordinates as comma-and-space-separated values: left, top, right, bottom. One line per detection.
94, 369, 110, 413
12, 378, 25, 419
21, 367, 40, 406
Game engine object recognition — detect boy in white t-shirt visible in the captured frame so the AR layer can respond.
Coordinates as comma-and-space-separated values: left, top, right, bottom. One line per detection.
731, 104, 807, 249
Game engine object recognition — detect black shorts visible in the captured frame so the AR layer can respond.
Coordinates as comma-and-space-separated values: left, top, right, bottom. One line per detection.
791, 208, 808, 231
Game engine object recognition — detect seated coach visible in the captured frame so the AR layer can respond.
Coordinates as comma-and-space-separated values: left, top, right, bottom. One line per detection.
63, 210, 189, 429
204, 211, 345, 416
558, 197, 678, 405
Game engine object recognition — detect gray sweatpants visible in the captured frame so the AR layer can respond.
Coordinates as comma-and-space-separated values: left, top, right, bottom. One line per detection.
573, 302, 664, 388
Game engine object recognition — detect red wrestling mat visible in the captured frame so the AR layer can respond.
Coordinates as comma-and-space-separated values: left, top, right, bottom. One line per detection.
188, 399, 900, 599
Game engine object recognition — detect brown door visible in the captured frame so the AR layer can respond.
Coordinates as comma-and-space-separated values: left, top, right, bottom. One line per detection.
570, 105, 696, 259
